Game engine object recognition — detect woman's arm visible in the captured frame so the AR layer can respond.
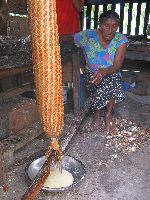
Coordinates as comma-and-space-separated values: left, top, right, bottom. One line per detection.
90, 43, 127, 85
105, 43, 127, 75
73, 0, 84, 12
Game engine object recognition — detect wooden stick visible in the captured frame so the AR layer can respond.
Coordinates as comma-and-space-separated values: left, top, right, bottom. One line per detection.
21, 150, 54, 200
21, 94, 94, 200
0, 143, 9, 192
60, 94, 94, 151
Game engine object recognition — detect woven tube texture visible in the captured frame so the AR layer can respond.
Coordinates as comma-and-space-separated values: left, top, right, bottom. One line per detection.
27, 0, 64, 137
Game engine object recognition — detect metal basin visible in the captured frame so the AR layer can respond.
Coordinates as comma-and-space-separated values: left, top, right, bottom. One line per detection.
25, 155, 86, 192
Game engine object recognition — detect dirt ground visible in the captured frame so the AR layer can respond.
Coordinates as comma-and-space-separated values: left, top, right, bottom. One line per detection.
0, 92, 150, 200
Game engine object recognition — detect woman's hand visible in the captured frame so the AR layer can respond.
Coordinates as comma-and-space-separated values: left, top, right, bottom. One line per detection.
89, 68, 107, 86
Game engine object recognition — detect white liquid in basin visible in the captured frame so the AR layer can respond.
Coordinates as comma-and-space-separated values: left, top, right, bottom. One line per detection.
43, 168, 74, 189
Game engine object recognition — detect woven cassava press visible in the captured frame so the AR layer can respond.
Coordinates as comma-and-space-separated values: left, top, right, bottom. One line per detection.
28, 0, 64, 138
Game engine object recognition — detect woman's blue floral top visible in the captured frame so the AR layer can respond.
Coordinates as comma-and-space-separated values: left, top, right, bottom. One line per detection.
74, 29, 129, 72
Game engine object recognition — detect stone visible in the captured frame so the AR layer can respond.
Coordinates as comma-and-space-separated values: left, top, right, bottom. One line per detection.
8, 99, 39, 135
0, 94, 39, 139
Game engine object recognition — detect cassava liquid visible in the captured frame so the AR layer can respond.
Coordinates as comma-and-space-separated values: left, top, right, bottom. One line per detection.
43, 168, 74, 189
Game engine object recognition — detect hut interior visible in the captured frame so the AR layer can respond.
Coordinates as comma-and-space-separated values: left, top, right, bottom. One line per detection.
0, 0, 150, 199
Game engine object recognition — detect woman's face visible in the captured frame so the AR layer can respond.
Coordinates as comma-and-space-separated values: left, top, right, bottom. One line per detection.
99, 18, 119, 42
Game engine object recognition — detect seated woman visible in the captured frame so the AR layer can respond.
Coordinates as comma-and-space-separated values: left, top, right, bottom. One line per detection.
74, 10, 129, 133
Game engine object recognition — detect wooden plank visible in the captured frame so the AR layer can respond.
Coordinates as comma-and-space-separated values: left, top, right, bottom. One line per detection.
0, 86, 33, 103
0, 0, 8, 35
0, 141, 8, 192
126, 43, 150, 61
0, 143, 5, 186
0, 77, 15, 92
86, 4, 92, 29
111, 4, 116, 11
126, 51, 150, 61
0, 71, 32, 92
0, 65, 32, 79
0, 80, 2, 92
143, 1, 150, 35
119, 3, 125, 33
135, 2, 142, 35
80, 10, 84, 31
127, 3, 133, 35
94, 5, 99, 29
127, 44, 150, 52
103, 4, 107, 13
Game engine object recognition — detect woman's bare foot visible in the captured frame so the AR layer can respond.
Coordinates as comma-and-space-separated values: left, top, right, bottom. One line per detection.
81, 120, 102, 133
80, 110, 102, 133
105, 114, 117, 135
90, 116, 102, 130
90, 110, 102, 130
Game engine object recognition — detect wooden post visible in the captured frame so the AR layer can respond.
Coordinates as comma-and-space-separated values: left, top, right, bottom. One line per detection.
0, 142, 8, 192
0, 0, 8, 35
72, 50, 80, 115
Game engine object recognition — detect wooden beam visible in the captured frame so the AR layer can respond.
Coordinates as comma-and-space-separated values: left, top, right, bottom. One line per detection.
0, 0, 8, 35
127, 3, 133, 35
119, 3, 125, 33
86, 4, 92, 29
103, 4, 107, 13
135, 2, 142, 35
94, 5, 99, 29
111, 4, 116, 11
143, 1, 150, 35
0, 65, 32, 79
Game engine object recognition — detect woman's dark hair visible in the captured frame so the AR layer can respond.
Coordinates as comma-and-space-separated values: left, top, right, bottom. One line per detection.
99, 10, 120, 25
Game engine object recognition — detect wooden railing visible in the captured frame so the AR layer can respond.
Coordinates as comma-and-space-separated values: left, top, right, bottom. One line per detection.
81, 0, 150, 36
